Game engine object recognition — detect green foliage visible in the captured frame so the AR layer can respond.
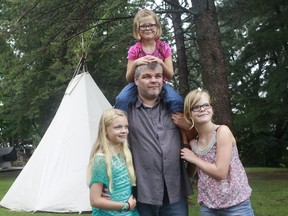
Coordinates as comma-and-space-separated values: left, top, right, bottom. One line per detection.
85, 2, 134, 104
0, 0, 133, 143
218, 0, 288, 167
0, 0, 287, 167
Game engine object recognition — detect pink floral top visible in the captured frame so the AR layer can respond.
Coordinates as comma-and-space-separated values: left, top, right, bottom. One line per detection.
192, 127, 252, 209
127, 40, 172, 82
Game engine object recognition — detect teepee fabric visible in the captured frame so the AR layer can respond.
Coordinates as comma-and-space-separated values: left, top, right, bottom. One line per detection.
0, 72, 111, 212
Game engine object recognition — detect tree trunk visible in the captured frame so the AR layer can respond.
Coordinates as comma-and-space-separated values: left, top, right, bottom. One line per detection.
191, 0, 233, 128
166, 0, 190, 97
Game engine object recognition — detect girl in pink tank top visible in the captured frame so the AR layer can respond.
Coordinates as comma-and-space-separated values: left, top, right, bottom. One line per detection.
181, 89, 254, 215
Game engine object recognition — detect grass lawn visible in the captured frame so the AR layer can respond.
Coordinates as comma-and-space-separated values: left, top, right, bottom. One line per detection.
1, 167, 288, 216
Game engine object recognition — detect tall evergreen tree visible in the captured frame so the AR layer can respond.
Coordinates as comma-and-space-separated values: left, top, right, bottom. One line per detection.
218, 0, 288, 166
191, 0, 233, 128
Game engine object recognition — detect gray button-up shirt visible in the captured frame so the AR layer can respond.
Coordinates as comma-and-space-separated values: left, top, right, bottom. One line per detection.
128, 97, 193, 205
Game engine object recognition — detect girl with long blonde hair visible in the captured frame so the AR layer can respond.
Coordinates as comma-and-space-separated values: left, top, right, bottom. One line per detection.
181, 89, 254, 215
87, 108, 138, 215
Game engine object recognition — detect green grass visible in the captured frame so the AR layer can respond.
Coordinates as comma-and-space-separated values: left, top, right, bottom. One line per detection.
0, 170, 85, 216
188, 167, 288, 215
245, 167, 288, 216
1, 168, 288, 216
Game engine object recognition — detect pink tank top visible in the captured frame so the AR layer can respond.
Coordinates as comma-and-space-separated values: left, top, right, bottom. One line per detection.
192, 127, 252, 209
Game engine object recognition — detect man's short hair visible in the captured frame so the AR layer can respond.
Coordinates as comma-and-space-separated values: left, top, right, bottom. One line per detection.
134, 62, 163, 78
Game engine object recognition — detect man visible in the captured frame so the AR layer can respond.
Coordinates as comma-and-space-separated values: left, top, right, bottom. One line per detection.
120, 62, 193, 215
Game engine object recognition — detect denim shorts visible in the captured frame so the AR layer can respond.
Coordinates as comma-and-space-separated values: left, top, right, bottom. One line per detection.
199, 199, 254, 216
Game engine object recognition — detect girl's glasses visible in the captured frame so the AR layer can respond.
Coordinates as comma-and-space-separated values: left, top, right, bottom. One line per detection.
139, 24, 157, 30
191, 103, 211, 112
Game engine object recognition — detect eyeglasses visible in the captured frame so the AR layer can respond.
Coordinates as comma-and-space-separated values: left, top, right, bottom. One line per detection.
139, 24, 157, 30
191, 103, 211, 112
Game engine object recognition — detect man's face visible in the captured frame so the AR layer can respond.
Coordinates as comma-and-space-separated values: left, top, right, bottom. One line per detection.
135, 66, 163, 100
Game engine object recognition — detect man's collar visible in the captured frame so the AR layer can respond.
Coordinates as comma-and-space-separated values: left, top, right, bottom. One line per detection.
135, 92, 164, 109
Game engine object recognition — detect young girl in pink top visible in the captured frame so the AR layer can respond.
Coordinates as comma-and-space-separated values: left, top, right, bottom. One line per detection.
115, 8, 188, 144
181, 89, 254, 215
115, 8, 183, 114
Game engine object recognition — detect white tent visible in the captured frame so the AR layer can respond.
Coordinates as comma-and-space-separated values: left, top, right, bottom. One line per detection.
0, 72, 111, 212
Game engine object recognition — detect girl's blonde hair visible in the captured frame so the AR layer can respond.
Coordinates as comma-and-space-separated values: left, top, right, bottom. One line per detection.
133, 8, 162, 40
184, 89, 211, 127
87, 108, 136, 192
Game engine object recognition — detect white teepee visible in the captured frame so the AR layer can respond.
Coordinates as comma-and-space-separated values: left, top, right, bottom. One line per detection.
0, 72, 111, 212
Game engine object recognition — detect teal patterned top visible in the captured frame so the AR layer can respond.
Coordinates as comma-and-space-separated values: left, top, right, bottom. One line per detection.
89, 153, 139, 216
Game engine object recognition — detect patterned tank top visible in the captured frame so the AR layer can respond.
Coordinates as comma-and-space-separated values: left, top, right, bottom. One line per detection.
192, 126, 252, 209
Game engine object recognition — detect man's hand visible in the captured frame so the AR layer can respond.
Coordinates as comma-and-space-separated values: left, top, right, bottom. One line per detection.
172, 112, 191, 131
